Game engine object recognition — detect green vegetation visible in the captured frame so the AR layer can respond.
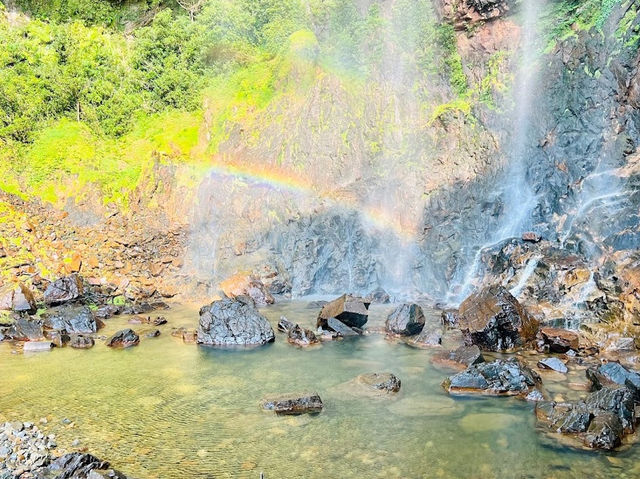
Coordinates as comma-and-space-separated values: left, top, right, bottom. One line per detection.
542, 0, 627, 50
7, 0, 627, 207
2, 0, 466, 208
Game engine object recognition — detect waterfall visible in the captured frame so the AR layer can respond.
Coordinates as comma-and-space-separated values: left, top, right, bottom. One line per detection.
509, 254, 542, 298
445, 0, 547, 305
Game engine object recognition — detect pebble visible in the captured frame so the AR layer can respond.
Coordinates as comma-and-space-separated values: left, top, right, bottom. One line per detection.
0, 421, 54, 477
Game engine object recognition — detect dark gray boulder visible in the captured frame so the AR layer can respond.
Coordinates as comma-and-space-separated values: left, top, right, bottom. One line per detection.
50, 453, 110, 479
197, 296, 275, 347
443, 358, 540, 397
538, 327, 580, 353
43, 306, 99, 334
317, 294, 369, 330
458, 285, 539, 351
385, 304, 425, 336
535, 385, 638, 450
277, 316, 295, 332
584, 413, 624, 450
106, 329, 139, 348
261, 393, 323, 415
6, 317, 44, 341
43, 275, 84, 305
326, 317, 360, 336
587, 362, 640, 396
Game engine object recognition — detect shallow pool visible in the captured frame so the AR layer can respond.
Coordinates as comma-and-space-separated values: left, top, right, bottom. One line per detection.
1, 301, 638, 478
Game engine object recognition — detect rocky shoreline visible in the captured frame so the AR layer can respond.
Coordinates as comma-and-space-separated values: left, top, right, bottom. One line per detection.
0, 421, 129, 479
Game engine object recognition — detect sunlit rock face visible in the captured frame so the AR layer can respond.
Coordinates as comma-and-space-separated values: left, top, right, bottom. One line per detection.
435, 0, 514, 30
181, 0, 639, 320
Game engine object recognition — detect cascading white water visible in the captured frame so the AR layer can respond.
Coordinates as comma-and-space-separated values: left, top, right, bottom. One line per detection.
509, 254, 542, 298
445, 0, 547, 305
559, 167, 628, 245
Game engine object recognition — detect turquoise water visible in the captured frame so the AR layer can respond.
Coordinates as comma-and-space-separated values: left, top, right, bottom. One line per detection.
1, 301, 638, 478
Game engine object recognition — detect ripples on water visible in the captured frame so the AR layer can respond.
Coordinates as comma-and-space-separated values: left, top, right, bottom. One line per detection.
0, 302, 638, 478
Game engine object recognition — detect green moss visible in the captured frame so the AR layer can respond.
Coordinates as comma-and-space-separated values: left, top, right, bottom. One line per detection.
428, 98, 472, 124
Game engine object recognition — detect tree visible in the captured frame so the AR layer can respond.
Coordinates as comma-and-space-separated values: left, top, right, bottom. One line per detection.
176, 0, 206, 22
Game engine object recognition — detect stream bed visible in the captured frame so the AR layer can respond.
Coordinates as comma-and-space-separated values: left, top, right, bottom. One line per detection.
1, 301, 638, 479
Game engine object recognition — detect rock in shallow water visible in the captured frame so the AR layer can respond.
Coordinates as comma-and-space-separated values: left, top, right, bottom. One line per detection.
106, 329, 139, 348
70, 334, 95, 349
197, 296, 275, 347
434, 345, 484, 369
535, 384, 638, 450
317, 294, 369, 330
443, 358, 541, 397
458, 285, 539, 352
44, 306, 100, 334
586, 362, 640, 396
287, 324, 319, 347
23, 341, 54, 352
5, 317, 44, 341
261, 393, 323, 415
385, 304, 425, 336
538, 357, 568, 373
356, 372, 401, 394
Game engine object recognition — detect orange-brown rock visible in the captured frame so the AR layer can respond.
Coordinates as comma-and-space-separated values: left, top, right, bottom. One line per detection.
219, 272, 275, 307
458, 285, 538, 351
539, 327, 580, 353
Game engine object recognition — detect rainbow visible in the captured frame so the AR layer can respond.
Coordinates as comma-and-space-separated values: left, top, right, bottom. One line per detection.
205, 156, 419, 241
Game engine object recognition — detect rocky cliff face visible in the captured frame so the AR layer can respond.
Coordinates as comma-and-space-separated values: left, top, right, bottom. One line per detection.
182, 0, 640, 316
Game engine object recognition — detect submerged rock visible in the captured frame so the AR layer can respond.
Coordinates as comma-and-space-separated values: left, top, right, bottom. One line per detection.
385, 303, 425, 336
409, 322, 443, 347
106, 329, 139, 348
43, 274, 84, 305
326, 317, 360, 337
443, 358, 541, 397
261, 393, 323, 415
197, 296, 275, 347
43, 306, 100, 334
356, 372, 401, 394
536, 385, 638, 450
458, 285, 538, 351
317, 294, 370, 330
